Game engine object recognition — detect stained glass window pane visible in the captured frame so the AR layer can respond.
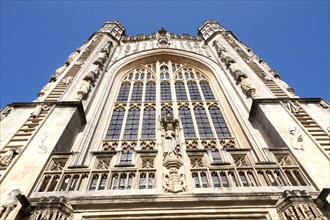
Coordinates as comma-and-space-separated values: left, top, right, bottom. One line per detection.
209, 106, 231, 137
145, 82, 156, 101
194, 106, 213, 138
124, 108, 140, 139
117, 82, 131, 102
161, 82, 172, 101
187, 81, 201, 100
142, 107, 155, 139
175, 82, 188, 101
131, 82, 143, 101
200, 81, 215, 100
106, 107, 125, 139
179, 106, 196, 138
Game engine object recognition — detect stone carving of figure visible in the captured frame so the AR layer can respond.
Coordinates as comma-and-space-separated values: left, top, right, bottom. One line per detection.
238, 76, 257, 98
65, 50, 79, 64
124, 44, 131, 54
37, 132, 49, 154
50, 63, 69, 81
101, 40, 113, 54
161, 112, 181, 160
157, 27, 169, 45
74, 59, 85, 66
274, 75, 297, 96
274, 75, 289, 89
0, 189, 21, 219
228, 63, 247, 80
38, 81, 54, 98
134, 42, 140, 52
31, 105, 49, 118
212, 41, 236, 67
76, 80, 92, 100
213, 40, 226, 57
0, 149, 18, 167
289, 127, 304, 150
62, 75, 73, 85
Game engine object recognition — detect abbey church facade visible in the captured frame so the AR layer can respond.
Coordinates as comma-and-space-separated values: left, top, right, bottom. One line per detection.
0, 20, 329, 219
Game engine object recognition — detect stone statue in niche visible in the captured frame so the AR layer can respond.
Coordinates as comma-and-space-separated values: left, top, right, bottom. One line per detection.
161, 112, 186, 193
289, 127, 304, 150
161, 112, 181, 160
0, 189, 21, 219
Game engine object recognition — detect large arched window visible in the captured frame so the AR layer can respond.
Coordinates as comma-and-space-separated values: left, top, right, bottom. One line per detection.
106, 61, 232, 142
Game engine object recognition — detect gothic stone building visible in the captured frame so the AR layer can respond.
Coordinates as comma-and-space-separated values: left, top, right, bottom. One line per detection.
0, 21, 329, 220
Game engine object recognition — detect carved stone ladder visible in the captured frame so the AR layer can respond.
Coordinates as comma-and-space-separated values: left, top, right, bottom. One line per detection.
44, 37, 101, 102
222, 33, 289, 98
0, 105, 52, 172
294, 108, 330, 156
285, 101, 330, 157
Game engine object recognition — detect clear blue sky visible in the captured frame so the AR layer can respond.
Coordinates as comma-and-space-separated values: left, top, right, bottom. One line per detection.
1, 1, 329, 109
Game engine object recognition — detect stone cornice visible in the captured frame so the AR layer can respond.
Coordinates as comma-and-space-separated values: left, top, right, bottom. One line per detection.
9, 101, 86, 124
249, 98, 328, 121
